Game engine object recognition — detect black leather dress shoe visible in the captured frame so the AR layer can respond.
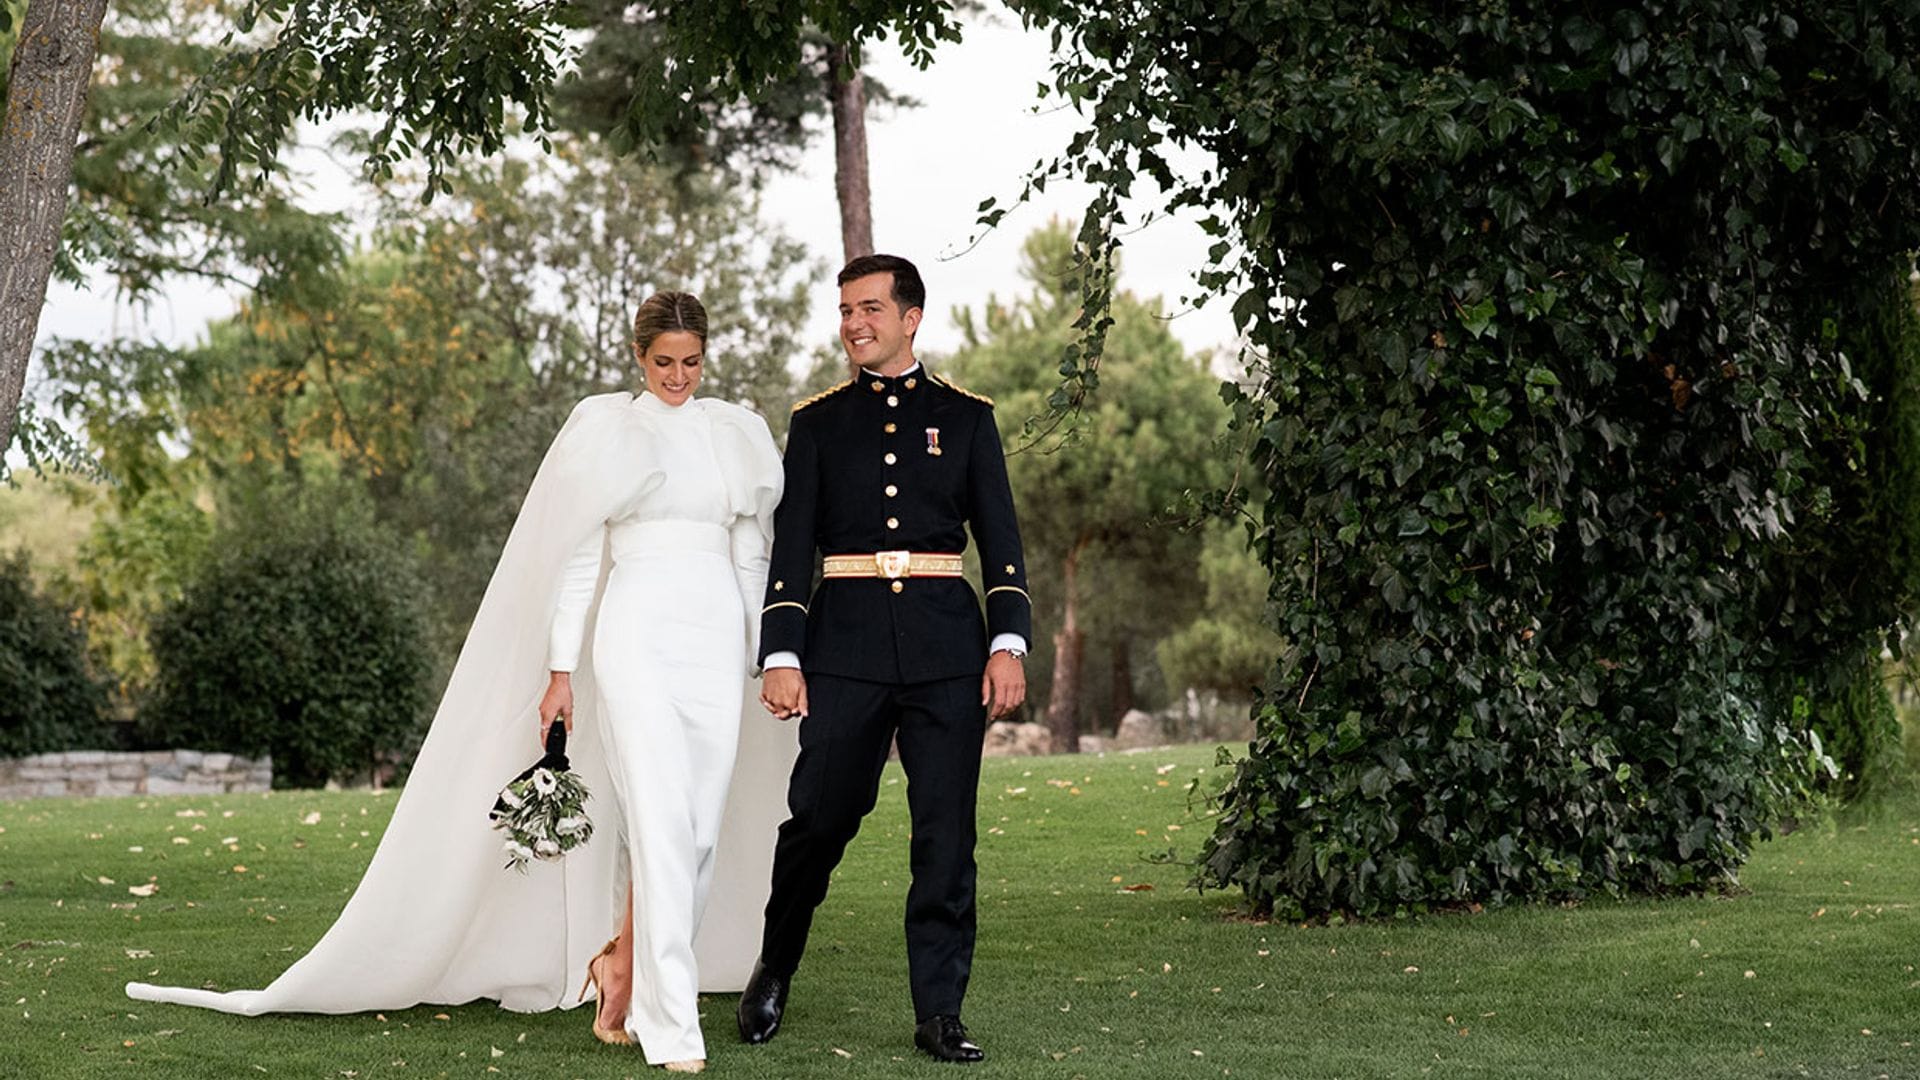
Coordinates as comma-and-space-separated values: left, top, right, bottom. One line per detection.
736, 960, 788, 1044
914, 1014, 985, 1063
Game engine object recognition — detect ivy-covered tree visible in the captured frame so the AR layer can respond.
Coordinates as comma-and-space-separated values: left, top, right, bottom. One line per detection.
1015, 2, 1920, 915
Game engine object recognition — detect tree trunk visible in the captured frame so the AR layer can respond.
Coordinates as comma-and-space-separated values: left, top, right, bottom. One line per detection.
1111, 635, 1135, 729
825, 42, 873, 266
1045, 533, 1092, 754
825, 43, 874, 381
0, 0, 109, 457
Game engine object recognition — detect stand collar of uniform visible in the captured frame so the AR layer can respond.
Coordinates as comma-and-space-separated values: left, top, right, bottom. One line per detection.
858, 362, 924, 397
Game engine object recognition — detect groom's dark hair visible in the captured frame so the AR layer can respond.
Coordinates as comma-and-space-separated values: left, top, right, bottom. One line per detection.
839, 254, 926, 315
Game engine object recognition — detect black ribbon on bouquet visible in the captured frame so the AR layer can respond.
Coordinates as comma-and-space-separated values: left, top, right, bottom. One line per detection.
491, 723, 572, 818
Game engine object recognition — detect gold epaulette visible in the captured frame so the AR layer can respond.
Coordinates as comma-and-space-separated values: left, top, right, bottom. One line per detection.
929, 373, 994, 407
791, 378, 855, 413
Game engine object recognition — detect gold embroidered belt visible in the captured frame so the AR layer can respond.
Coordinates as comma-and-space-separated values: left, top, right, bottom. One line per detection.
822, 551, 965, 580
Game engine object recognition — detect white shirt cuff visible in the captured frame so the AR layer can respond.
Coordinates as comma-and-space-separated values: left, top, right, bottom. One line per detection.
989, 634, 1029, 657
763, 651, 802, 670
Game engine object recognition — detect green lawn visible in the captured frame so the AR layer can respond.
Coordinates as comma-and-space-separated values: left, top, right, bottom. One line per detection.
1, 744, 1915, 1079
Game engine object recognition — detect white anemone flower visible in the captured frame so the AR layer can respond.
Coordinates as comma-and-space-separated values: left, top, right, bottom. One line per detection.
532, 769, 558, 796
555, 816, 588, 835
533, 838, 562, 858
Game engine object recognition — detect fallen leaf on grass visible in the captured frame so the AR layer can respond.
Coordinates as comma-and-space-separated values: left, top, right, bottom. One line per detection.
433, 1013, 450, 1021
1121, 883, 1154, 893
490, 1047, 505, 1058
301, 812, 322, 826
96, 876, 115, 885
124, 949, 151, 959
128, 884, 158, 898
832, 1047, 854, 1059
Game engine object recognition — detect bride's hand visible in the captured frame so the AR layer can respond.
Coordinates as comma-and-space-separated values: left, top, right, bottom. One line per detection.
539, 672, 575, 737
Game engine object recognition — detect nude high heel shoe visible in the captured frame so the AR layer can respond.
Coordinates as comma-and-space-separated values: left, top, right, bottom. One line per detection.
577, 939, 635, 1046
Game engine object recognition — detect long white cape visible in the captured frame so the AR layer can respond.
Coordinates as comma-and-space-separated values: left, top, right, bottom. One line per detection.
127, 393, 796, 1015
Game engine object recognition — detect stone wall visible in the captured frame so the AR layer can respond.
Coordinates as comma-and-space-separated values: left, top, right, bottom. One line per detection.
0, 750, 272, 801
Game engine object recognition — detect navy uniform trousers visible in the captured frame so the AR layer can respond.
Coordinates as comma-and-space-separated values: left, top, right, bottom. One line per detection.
759, 673, 985, 1018
756, 366, 1031, 1022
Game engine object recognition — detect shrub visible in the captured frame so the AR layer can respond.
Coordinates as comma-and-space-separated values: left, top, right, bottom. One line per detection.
0, 551, 115, 757
143, 511, 433, 788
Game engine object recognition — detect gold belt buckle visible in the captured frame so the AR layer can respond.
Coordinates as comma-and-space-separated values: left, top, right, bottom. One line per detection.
875, 550, 912, 579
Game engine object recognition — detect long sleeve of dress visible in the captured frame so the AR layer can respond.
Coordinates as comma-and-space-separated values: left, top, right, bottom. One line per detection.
730, 515, 772, 664
547, 526, 606, 672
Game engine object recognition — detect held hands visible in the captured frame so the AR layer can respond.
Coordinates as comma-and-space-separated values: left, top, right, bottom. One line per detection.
539, 672, 575, 740
760, 668, 808, 721
982, 650, 1027, 721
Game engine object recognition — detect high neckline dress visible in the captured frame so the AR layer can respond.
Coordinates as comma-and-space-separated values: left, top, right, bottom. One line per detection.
547, 392, 770, 1062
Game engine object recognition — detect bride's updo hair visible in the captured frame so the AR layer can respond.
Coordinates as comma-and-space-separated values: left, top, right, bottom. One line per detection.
633, 291, 709, 352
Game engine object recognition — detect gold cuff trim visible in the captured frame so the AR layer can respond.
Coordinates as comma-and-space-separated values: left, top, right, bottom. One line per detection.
822, 551, 966, 579
986, 586, 1031, 602
761, 601, 809, 615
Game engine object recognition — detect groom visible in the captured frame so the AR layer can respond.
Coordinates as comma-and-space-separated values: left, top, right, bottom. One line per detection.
746, 254, 1031, 1063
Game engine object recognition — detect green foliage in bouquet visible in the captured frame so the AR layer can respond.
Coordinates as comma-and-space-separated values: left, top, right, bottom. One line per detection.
489, 766, 594, 873
0, 552, 114, 757
1017, 0, 1920, 916
141, 504, 432, 788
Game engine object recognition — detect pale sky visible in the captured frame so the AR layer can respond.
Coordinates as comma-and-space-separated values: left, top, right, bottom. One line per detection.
33, 6, 1234, 383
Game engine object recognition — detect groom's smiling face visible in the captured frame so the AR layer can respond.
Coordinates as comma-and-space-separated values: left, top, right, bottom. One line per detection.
839, 272, 921, 376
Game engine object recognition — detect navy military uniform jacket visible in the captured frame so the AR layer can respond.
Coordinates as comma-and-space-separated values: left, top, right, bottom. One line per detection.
758, 366, 1031, 684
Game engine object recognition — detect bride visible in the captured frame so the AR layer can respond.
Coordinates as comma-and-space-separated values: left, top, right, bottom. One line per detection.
127, 291, 796, 1073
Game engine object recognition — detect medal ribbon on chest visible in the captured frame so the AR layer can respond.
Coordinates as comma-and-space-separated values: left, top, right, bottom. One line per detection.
925, 427, 942, 456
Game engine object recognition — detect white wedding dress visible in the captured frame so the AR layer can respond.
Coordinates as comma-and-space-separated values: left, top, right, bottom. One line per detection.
127, 392, 796, 1064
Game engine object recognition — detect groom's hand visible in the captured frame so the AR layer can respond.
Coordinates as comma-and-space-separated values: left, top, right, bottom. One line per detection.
982, 650, 1027, 721
761, 668, 809, 721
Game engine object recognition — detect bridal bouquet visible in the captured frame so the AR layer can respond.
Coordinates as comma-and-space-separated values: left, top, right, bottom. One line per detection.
490, 725, 594, 873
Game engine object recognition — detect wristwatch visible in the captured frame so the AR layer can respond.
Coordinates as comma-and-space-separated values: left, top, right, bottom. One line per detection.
1001, 646, 1027, 659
